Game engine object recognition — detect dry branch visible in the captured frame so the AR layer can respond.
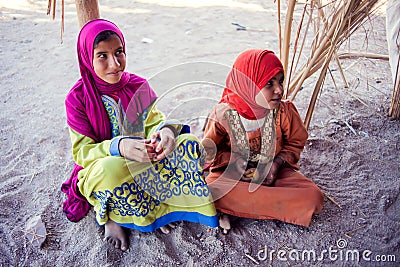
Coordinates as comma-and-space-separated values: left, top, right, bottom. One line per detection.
278, 0, 383, 128
324, 192, 342, 209
338, 52, 389, 60
47, 0, 65, 43
281, 0, 296, 75
389, 54, 400, 119
46, 0, 100, 43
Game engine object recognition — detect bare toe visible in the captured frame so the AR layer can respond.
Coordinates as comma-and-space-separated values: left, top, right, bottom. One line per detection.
114, 239, 121, 249
160, 225, 171, 234
104, 220, 129, 251
219, 214, 231, 235
168, 222, 178, 229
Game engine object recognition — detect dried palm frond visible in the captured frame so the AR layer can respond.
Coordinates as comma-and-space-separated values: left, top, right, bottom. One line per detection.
389, 55, 400, 119
46, 0, 100, 41
277, 0, 283, 56
47, 0, 65, 43
280, 0, 297, 78
279, 0, 384, 128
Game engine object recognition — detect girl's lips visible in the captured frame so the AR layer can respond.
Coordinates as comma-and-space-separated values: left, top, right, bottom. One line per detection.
109, 70, 122, 76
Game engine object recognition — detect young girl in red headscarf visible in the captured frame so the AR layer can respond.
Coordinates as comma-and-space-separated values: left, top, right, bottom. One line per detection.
202, 49, 324, 234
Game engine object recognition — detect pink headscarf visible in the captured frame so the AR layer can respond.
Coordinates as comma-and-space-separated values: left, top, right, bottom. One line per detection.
220, 49, 284, 120
62, 19, 157, 222
66, 19, 157, 140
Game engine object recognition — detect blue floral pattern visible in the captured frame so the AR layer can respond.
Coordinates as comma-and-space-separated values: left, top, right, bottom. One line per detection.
92, 139, 209, 219
102, 95, 148, 137
102, 98, 120, 138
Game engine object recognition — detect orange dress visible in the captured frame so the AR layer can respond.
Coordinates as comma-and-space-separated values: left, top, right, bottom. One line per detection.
202, 101, 324, 227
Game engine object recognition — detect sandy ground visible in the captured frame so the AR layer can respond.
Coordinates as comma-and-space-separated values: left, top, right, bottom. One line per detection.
0, 0, 399, 266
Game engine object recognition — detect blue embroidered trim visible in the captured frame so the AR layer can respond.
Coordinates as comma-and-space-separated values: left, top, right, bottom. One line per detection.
118, 212, 218, 232
102, 95, 149, 138
110, 136, 124, 156
102, 98, 120, 138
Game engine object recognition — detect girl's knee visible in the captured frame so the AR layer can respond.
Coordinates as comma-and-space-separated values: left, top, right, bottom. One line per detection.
91, 156, 127, 178
308, 185, 324, 212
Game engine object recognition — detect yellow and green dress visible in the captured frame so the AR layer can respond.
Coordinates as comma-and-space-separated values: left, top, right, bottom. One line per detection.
69, 95, 218, 231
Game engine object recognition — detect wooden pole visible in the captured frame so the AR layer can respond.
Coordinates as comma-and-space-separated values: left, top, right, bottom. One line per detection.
387, 0, 400, 119
389, 55, 400, 119
389, 81, 400, 119
281, 0, 296, 76
75, 0, 100, 28
277, 0, 282, 58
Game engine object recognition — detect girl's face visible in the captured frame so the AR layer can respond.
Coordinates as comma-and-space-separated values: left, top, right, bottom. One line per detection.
255, 72, 284, 110
93, 35, 126, 84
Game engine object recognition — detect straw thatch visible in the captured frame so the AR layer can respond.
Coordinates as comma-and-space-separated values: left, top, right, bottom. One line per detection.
278, 0, 388, 128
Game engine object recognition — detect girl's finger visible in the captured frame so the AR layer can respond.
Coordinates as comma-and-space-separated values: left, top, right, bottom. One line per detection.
151, 137, 158, 144
147, 153, 157, 161
145, 143, 156, 152
156, 141, 164, 153
154, 151, 167, 161
241, 176, 252, 182
243, 168, 255, 175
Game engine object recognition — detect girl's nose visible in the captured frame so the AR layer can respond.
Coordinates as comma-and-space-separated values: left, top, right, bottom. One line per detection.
109, 56, 120, 68
274, 83, 283, 95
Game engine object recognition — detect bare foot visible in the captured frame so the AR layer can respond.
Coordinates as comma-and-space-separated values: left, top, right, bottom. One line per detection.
159, 223, 178, 234
219, 214, 231, 235
104, 220, 129, 251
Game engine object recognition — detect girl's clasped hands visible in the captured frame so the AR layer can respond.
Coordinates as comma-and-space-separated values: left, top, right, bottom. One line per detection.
119, 127, 176, 162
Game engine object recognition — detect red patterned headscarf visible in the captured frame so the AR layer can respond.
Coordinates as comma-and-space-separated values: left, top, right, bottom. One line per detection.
220, 49, 284, 120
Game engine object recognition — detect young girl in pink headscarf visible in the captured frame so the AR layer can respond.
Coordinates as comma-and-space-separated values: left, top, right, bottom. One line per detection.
202, 49, 324, 234
62, 19, 217, 251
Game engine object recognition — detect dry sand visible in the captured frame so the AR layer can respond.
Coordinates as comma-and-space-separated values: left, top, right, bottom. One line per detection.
0, 0, 399, 266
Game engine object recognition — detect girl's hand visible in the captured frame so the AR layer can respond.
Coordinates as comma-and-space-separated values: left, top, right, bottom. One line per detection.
254, 157, 285, 185
233, 155, 247, 174
262, 161, 280, 185
241, 168, 256, 182
150, 127, 176, 161
232, 154, 254, 181
119, 138, 156, 162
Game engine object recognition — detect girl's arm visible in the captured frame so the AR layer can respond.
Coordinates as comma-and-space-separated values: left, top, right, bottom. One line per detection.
277, 102, 309, 169
69, 128, 115, 168
202, 106, 228, 162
